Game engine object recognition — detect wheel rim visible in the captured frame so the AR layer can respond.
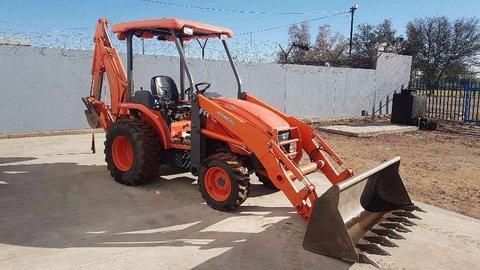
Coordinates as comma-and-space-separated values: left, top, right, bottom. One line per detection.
204, 166, 232, 202
112, 135, 134, 171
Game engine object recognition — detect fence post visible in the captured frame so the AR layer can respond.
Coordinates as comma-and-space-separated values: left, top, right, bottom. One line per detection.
463, 80, 472, 123
379, 100, 383, 115
386, 95, 390, 114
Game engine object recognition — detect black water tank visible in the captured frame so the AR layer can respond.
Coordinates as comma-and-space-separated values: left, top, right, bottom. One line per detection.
391, 90, 426, 125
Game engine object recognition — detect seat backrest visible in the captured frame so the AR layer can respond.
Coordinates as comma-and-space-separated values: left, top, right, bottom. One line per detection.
151, 76, 179, 102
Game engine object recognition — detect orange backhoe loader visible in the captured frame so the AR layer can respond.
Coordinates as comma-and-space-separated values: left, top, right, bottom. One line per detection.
83, 18, 422, 266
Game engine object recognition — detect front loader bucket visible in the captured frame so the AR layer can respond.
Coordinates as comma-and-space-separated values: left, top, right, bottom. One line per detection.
303, 156, 421, 265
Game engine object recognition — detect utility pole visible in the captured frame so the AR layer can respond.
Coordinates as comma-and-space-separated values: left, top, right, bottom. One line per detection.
141, 38, 145, 55
349, 4, 358, 57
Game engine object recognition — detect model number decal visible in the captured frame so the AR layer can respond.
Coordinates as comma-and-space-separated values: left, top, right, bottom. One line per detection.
216, 111, 236, 126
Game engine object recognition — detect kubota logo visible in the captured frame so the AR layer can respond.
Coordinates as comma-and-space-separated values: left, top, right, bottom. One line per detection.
224, 104, 238, 111
216, 111, 236, 126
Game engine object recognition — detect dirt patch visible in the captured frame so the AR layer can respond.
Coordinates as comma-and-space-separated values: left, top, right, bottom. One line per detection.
313, 121, 480, 219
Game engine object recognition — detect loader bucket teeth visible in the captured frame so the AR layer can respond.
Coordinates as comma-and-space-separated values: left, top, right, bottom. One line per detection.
303, 157, 416, 265
392, 210, 422, 220
401, 205, 426, 213
358, 253, 381, 268
386, 217, 417, 226
356, 243, 391, 256
363, 236, 398, 247
371, 229, 405, 240
378, 222, 412, 233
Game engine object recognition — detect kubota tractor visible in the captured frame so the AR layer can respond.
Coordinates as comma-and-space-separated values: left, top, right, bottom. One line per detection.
83, 18, 422, 266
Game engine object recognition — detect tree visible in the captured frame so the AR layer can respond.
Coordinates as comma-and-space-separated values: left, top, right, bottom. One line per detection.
285, 22, 311, 64
404, 16, 480, 81
351, 19, 403, 68
276, 23, 348, 66
310, 25, 347, 65
277, 19, 408, 69
351, 23, 376, 66
375, 19, 397, 45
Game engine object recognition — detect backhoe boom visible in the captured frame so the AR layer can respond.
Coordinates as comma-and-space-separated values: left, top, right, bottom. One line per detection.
85, 19, 128, 130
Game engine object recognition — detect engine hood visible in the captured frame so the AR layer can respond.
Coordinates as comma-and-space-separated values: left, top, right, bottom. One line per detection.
211, 97, 290, 135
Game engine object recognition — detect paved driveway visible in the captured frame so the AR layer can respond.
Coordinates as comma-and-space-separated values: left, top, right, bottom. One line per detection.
0, 134, 479, 269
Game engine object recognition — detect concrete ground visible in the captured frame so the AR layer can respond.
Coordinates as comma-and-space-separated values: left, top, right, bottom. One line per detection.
317, 123, 418, 137
1, 134, 479, 270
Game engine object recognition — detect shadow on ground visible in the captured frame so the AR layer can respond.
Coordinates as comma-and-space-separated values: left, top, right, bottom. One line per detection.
0, 159, 351, 269
0, 156, 37, 165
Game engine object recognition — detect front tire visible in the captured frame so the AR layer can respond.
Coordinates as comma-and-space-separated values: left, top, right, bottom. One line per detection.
105, 118, 161, 186
198, 152, 250, 211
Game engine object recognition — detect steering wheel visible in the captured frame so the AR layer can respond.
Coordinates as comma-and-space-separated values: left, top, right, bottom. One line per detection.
185, 82, 211, 94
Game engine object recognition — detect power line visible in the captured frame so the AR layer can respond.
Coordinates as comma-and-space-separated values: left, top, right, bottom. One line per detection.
238, 10, 350, 35
0, 19, 90, 31
140, 0, 326, 15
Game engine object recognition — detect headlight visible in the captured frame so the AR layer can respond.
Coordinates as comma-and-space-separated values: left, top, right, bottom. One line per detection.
278, 131, 290, 142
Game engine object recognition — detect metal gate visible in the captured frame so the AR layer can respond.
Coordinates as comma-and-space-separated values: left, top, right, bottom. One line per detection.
410, 79, 480, 123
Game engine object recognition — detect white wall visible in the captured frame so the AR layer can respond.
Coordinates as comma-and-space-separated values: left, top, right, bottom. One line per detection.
0, 45, 411, 133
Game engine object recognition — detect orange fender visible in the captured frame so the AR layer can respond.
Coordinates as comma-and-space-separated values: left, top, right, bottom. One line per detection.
119, 103, 171, 149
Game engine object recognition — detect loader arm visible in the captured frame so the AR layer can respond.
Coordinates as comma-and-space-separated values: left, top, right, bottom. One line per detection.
198, 93, 354, 220
198, 95, 319, 220
244, 93, 354, 184
85, 18, 128, 130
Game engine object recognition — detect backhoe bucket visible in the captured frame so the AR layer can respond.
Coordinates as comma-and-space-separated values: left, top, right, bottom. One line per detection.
82, 97, 102, 129
303, 156, 419, 265
84, 109, 101, 129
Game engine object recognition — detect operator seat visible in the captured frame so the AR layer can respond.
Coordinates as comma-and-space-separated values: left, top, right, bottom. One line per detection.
151, 76, 191, 112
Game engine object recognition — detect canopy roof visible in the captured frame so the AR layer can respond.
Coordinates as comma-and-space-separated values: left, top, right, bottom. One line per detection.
111, 18, 234, 40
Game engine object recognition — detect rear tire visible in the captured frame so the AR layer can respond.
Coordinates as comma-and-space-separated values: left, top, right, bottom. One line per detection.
256, 173, 279, 190
199, 152, 250, 211
105, 118, 161, 186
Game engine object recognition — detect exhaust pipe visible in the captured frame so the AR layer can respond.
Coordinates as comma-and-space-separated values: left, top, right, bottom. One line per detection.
303, 156, 422, 266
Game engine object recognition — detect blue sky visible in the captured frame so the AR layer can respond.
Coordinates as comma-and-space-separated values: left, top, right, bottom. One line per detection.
0, 0, 479, 58
1, 0, 479, 40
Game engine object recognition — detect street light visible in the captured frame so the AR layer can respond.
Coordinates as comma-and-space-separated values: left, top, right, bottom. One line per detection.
349, 3, 358, 57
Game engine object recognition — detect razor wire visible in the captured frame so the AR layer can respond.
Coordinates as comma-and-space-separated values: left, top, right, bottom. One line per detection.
0, 26, 283, 62
0, 7, 349, 63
